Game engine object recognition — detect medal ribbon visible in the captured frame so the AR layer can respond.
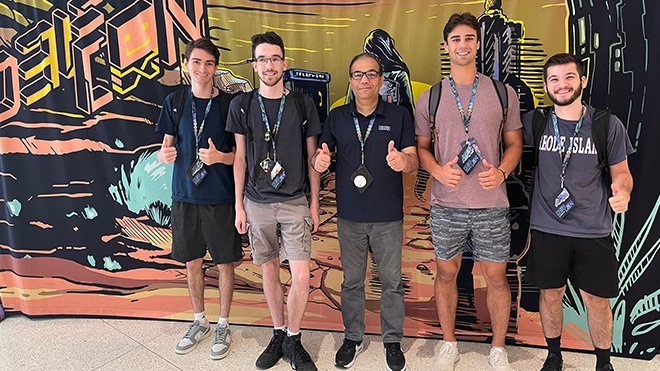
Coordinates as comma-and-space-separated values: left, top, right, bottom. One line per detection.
448, 74, 480, 142
257, 93, 286, 161
551, 105, 586, 188
352, 114, 377, 165
190, 88, 213, 159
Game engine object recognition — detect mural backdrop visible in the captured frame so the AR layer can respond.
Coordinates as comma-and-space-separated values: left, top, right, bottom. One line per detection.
0, 0, 658, 361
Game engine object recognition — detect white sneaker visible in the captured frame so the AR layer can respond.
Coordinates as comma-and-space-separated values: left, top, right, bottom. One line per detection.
432, 341, 459, 371
488, 347, 512, 371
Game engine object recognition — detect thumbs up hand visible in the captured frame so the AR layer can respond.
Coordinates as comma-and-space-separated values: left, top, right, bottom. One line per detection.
609, 183, 630, 213
199, 138, 234, 165
478, 159, 505, 190
386, 140, 406, 172
313, 143, 332, 173
433, 156, 462, 187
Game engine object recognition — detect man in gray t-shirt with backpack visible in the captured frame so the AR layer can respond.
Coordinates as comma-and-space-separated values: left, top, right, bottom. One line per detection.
523, 53, 634, 371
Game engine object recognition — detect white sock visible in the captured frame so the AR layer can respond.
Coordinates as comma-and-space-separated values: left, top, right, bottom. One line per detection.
287, 329, 300, 337
194, 312, 208, 326
274, 325, 286, 331
217, 317, 229, 327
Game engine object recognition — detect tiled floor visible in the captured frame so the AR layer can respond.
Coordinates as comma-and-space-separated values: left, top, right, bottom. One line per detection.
0, 316, 657, 371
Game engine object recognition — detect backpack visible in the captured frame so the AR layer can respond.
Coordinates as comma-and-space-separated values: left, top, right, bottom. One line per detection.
427, 77, 509, 159
170, 86, 236, 136
238, 89, 310, 191
530, 107, 611, 195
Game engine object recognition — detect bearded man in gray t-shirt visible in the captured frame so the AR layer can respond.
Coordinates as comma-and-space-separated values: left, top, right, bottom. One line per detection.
522, 53, 634, 371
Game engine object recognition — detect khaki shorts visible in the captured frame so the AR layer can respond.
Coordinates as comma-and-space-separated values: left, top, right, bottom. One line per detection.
244, 195, 313, 265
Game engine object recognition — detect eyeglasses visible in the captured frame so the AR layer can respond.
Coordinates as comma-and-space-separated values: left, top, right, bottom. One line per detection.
350, 70, 382, 80
255, 56, 284, 65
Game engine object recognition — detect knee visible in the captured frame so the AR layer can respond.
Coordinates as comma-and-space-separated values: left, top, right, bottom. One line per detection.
540, 288, 565, 304
581, 291, 611, 310
435, 269, 459, 284
186, 259, 203, 273
291, 267, 311, 287
485, 273, 509, 292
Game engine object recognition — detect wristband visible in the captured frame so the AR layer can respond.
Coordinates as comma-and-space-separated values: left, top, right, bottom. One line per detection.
497, 168, 507, 181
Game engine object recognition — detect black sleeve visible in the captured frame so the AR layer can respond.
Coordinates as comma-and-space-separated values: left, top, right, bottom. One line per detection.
155, 94, 176, 135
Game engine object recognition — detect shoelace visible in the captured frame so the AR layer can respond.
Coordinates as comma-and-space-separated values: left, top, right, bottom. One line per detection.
264, 333, 283, 352
213, 327, 228, 343
292, 340, 312, 363
438, 343, 453, 356
385, 344, 401, 359
490, 349, 505, 365
184, 322, 204, 339
340, 340, 359, 353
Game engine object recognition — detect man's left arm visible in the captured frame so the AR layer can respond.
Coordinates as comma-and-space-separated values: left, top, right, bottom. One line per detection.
609, 160, 633, 213
478, 129, 523, 190
306, 135, 320, 232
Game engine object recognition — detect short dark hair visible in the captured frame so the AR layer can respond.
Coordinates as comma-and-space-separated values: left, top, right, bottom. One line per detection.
251, 31, 285, 59
184, 38, 220, 65
348, 52, 382, 75
543, 53, 585, 81
443, 13, 480, 42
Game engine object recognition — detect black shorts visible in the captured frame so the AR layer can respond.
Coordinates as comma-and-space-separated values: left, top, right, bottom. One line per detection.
171, 201, 243, 264
524, 229, 618, 298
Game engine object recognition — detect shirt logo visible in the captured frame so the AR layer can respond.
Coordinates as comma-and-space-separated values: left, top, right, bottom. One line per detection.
378, 125, 391, 131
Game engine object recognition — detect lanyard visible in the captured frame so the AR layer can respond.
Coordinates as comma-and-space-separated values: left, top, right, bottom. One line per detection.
551, 105, 586, 188
448, 74, 480, 142
257, 93, 286, 161
352, 113, 376, 165
190, 88, 212, 159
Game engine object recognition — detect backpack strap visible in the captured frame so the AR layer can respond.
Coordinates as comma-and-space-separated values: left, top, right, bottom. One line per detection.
591, 108, 610, 171
531, 107, 550, 167
427, 81, 442, 134
239, 90, 256, 141
492, 79, 509, 126
171, 86, 189, 136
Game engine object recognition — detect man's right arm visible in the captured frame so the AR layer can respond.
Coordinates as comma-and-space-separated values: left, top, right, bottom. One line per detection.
234, 133, 248, 234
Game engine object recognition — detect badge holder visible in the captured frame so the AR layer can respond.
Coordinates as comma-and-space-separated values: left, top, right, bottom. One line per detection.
188, 158, 208, 187
260, 158, 286, 190
351, 164, 373, 193
552, 187, 575, 219
457, 138, 482, 174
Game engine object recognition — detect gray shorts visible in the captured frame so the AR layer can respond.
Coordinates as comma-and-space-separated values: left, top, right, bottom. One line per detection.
430, 205, 511, 263
244, 195, 313, 265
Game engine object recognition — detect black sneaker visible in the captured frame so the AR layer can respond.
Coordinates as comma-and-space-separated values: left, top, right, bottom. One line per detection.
596, 362, 614, 371
335, 338, 364, 368
256, 329, 285, 369
384, 342, 406, 371
540, 352, 563, 371
282, 333, 317, 371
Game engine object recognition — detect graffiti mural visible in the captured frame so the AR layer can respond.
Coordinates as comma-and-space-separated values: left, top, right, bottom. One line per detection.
0, 0, 657, 360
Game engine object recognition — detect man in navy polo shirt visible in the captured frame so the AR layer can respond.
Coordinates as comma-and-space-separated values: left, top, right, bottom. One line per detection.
313, 52, 418, 371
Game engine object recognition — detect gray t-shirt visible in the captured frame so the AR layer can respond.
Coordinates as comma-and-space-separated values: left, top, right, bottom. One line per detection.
227, 91, 321, 203
415, 74, 522, 208
522, 106, 634, 238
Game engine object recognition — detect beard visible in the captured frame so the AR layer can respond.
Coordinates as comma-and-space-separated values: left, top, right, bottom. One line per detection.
259, 71, 283, 87
548, 83, 583, 106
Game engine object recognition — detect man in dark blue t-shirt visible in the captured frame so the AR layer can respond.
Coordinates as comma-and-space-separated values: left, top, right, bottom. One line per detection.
523, 53, 634, 371
156, 38, 242, 361
313, 53, 418, 371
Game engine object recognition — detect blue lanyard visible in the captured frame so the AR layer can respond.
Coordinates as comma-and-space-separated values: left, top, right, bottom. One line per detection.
190, 88, 213, 159
448, 74, 480, 142
551, 105, 586, 188
257, 93, 286, 160
352, 114, 376, 165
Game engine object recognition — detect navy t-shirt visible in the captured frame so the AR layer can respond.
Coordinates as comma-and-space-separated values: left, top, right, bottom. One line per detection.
155, 90, 236, 205
522, 105, 635, 237
320, 99, 416, 223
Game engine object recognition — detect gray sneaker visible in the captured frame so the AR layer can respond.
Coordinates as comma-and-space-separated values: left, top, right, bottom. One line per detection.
210, 325, 232, 360
175, 320, 210, 354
